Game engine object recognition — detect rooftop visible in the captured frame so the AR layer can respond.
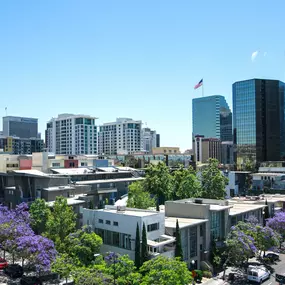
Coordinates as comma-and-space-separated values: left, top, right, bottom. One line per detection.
42, 185, 75, 191
46, 197, 86, 207
170, 198, 232, 211
252, 172, 285, 177
229, 203, 265, 216
88, 206, 160, 217
76, 177, 144, 185
165, 217, 207, 229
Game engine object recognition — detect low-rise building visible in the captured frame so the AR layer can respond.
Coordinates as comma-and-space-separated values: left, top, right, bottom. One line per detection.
152, 147, 181, 155
83, 206, 175, 260
225, 171, 251, 197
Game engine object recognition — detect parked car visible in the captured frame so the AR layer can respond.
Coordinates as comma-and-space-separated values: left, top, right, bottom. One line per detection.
0, 257, 8, 269
265, 252, 279, 261
20, 275, 42, 285
247, 265, 270, 284
4, 264, 24, 278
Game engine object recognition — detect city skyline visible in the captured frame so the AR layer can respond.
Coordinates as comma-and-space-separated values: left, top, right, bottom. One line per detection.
0, 1, 284, 151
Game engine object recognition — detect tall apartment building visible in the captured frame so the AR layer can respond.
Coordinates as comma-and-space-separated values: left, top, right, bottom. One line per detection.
193, 95, 232, 141
193, 135, 221, 163
3, 116, 38, 139
142, 127, 157, 153
233, 79, 285, 168
98, 118, 142, 155
46, 114, 98, 155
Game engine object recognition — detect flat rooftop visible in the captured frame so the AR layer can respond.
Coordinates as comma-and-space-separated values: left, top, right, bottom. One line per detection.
76, 177, 144, 185
253, 172, 285, 177
229, 203, 265, 216
46, 197, 86, 207
165, 217, 207, 229
43, 185, 75, 191
88, 207, 160, 217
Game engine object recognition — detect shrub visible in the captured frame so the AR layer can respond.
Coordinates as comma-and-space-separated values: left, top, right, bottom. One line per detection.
203, 271, 213, 278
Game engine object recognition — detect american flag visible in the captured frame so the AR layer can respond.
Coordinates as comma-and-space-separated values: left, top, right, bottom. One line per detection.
194, 79, 203, 90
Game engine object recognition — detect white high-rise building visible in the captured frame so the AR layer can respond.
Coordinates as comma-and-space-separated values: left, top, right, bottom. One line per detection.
98, 118, 142, 155
46, 114, 98, 155
142, 127, 157, 154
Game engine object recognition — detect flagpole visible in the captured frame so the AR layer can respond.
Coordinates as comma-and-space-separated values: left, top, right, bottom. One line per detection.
202, 79, 204, 97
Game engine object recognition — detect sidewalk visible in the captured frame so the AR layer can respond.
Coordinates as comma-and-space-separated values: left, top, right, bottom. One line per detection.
202, 277, 228, 285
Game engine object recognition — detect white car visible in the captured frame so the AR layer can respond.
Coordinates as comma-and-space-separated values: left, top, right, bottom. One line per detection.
247, 265, 270, 284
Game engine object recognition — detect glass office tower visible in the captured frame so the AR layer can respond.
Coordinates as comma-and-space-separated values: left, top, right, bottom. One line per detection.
233, 79, 285, 168
192, 95, 232, 141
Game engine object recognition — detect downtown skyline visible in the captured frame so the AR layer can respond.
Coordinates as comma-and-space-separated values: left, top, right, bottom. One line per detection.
0, 0, 284, 151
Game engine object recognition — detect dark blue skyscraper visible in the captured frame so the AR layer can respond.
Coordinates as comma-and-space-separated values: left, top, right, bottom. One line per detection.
233, 79, 285, 168
192, 95, 232, 141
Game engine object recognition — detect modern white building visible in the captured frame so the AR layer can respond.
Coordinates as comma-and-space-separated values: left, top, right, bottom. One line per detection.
46, 114, 98, 155
98, 118, 143, 155
82, 206, 175, 260
142, 127, 157, 154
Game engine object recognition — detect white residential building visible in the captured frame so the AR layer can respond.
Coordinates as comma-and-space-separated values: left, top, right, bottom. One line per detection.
82, 206, 175, 260
142, 127, 157, 154
98, 118, 143, 155
46, 114, 98, 155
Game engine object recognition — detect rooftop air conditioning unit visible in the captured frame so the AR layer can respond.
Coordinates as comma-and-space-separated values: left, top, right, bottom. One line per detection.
117, 205, 126, 212
194, 198, 203, 204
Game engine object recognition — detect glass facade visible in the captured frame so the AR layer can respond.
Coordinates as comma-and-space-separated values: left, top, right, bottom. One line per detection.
233, 79, 256, 167
233, 79, 285, 168
192, 95, 232, 141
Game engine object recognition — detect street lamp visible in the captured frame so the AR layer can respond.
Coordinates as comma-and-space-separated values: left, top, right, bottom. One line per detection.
191, 260, 195, 285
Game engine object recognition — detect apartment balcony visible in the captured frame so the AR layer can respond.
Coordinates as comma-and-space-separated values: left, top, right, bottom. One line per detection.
147, 235, 176, 259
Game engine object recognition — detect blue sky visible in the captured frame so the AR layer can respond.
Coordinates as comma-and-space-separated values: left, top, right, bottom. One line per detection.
0, 0, 284, 151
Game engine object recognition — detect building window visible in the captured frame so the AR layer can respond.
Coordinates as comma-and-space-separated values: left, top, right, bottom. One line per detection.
113, 221, 119, 226
106, 220, 111, 225
147, 223, 159, 232
190, 227, 197, 258
99, 219, 103, 224
200, 225, 204, 237
52, 162, 60, 167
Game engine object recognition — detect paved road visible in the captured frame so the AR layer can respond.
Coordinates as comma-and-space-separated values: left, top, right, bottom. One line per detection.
263, 253, 285, 285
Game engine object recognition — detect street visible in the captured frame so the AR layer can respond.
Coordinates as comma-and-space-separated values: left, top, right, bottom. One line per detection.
262, 253, 285, 285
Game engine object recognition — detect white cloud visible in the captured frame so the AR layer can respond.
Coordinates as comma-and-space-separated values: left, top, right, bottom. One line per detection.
251, 50, 259, 62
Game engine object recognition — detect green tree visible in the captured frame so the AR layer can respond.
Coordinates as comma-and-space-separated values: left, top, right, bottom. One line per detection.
139, 256, 192, 285
45, 196, 77, 249
29, 198, 51, 234
64, 227, 102, 266
172, 165, 201, 199
135, 223, 141, 269
52, 253, 75, 284
144, 162, 173, 204
72, 267, 112, 285
141, 223, 148, 264
127, 182, 156, 209
200, 158, 228, 199
174, 219, 183, 260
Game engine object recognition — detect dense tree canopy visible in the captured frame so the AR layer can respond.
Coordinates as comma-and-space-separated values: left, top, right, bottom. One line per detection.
200, 158, 228, 199
267, 211, 285, 243
127, 181, 155, 209
144, 162, 173, 204
139, 256, 192, 285
29, 198, 51, 234
64, 227, 102, 266
45, 196, 77, 249
172, 165, 201, 199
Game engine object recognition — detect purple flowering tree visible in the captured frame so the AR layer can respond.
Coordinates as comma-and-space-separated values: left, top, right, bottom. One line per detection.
254, 225, 280, 256
0, 203, 57, 272
16, 234, 57, 273
267, 211, 285, 246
